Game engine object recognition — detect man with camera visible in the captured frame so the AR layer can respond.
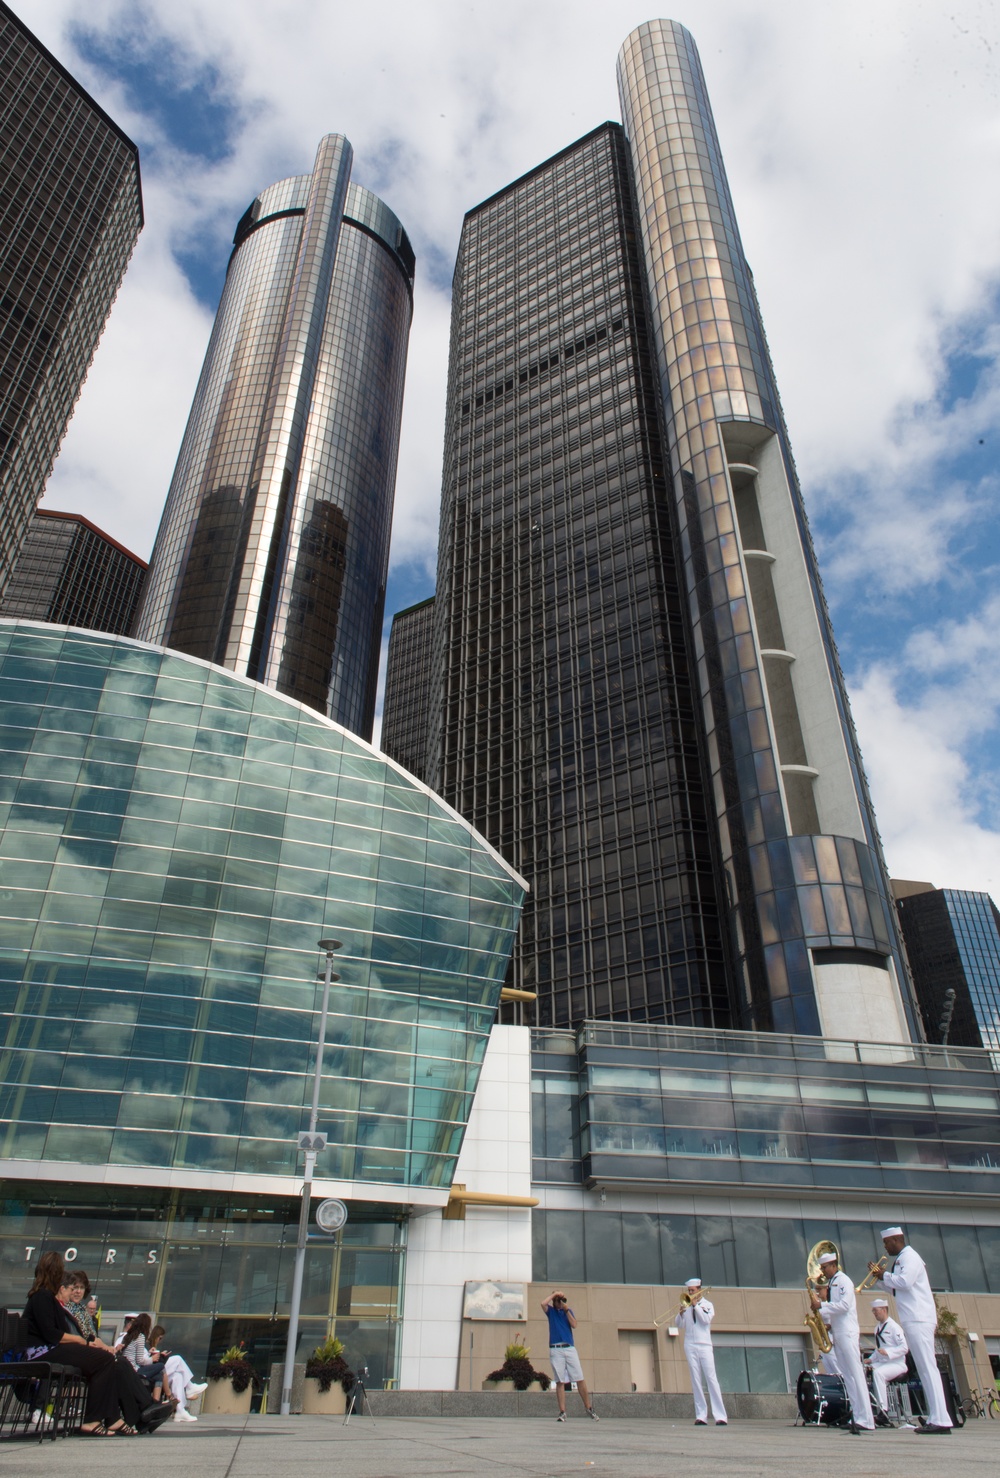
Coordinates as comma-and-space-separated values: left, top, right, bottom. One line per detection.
541, 1290, 598, 1422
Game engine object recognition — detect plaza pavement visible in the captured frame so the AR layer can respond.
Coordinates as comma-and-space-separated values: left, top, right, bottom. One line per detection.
5, 1414, 998, 1478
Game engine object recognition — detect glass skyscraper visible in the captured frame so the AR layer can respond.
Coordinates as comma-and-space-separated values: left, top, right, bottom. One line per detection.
422, 20, 917, 1038
0, 509, 147, 634
896, 883, 1000, 1052
0, 2, 142, 599
135, 137, 414, 741
382, 596, 436, 785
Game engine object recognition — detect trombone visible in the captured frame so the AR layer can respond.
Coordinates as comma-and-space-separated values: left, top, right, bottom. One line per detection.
856, 1255, 888, 1293
653, 1286, 712, 1328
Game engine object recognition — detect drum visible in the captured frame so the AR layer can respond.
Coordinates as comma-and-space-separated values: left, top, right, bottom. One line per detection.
797, 1369, 851, 1427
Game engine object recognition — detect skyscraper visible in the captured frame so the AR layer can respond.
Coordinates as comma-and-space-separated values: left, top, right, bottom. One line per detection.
0, 508, 147, 634
134, 136, 414, 739
894, 881, 1000, 1051
382, 595, 436, 783
423, 19, 917, 1038
0, 1, 143, 598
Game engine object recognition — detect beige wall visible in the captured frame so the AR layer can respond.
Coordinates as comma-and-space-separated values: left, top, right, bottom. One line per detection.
455, 1282, 1000, 1395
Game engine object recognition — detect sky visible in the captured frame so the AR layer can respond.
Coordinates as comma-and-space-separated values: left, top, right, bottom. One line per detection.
20, 0, 1000, 894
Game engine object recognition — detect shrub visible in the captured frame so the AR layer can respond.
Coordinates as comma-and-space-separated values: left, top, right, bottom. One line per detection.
486, 1346, 551, 1391
305, 1336, 356, 1394
207, 1341, 262, 1393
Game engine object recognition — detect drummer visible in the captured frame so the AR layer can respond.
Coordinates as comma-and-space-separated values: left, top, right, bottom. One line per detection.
865, 1298, 908, 1421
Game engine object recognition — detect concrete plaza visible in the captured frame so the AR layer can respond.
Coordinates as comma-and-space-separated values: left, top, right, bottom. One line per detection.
6, 1414, 998, 1477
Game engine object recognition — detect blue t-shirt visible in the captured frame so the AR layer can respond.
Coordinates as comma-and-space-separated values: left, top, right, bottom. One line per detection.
545, 1305, 574, 1345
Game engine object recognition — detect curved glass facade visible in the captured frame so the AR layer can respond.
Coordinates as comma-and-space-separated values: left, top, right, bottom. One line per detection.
135, 137, 413, 740
0, 623, 526, 1190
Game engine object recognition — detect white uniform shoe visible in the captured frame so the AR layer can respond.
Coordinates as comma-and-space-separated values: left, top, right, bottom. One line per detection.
172, 1408, 198, 1422
185, 1382, 208, 1398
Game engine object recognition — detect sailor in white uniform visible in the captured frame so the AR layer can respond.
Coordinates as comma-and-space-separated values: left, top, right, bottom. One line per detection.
811, 1250, 874, 1432
865, 1298, 908, 1415
868, 1225, 953, 1434
677, 1279, 727, 1426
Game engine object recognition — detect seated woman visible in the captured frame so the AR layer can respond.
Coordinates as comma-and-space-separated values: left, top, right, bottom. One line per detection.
60, 1271, 112, 1352
23, 1252, 173, 1436
147, 1324, 207, 1422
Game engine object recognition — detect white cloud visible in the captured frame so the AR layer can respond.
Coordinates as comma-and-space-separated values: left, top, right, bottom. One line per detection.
20, 0, 1000, 893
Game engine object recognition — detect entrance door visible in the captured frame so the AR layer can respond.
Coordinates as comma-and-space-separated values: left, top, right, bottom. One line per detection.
621, 1330, 659, 1392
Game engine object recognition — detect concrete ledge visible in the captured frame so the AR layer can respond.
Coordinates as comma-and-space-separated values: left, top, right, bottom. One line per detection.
357, 1390, 796, 1420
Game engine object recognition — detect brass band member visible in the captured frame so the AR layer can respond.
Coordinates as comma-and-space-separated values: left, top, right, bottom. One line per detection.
810, 1250, 874, 1432
865, 1297, 908, 1417
678, 1279, 727, 1426
868, 1225, 952, 1434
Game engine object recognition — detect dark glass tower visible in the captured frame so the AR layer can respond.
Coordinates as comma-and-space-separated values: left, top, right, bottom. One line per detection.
135, 136, 414, 739
0, 508, 146, 633
0, 2, 143, 598
895, 883, 1000, 1051
421, 20, 920, 1038
430, 124, 733, 1028
381, 595, 436, 784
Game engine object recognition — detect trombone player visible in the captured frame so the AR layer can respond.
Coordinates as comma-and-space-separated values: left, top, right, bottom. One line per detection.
809, 1250, 874, 1432
677, 1279, 727, 1426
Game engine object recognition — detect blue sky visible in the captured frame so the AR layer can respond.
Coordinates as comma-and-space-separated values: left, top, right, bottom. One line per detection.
28, 0, 1000, 892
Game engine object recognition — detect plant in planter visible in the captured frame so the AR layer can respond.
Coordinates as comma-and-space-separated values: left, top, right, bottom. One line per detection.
302, 1336, 356, 1414
203, 1343, 263, 1415
484, 1341, 551, 1392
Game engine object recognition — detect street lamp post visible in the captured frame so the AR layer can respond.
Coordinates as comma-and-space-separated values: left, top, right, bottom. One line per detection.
280, 938, 342, 1416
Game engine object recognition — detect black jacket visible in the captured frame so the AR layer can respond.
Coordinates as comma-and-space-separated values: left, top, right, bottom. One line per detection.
23, 1289, 78, 1349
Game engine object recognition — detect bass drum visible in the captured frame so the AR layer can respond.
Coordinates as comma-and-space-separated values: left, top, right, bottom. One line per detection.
797, 1369, 851, 1427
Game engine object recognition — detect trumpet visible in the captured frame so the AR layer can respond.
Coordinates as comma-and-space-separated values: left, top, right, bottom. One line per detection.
856, 1256, 888, 1293
803, 1239, 838, 1355
653, 1286, 712, 1327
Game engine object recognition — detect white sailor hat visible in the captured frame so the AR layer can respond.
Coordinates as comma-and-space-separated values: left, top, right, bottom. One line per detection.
818, 1251, 838, 1264
880, 1225, 904, 1238
871, 1298, 889, 1308
685, 1278, 702, 1287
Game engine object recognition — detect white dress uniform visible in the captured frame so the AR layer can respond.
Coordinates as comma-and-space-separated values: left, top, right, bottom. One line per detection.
678, 1297, 727, 1424
879, 1245, 952, 1428
819, 1271, 874, 1429
867, 1313, 908, 1411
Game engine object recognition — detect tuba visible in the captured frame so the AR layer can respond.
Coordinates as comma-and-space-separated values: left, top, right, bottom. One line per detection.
803, 1240, 838, 1355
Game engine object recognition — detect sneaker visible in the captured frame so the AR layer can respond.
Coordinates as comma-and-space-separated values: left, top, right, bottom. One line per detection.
184, 1382, 208, 1399
172, 1408, 198, 1423
587, 1408, 599, 1420
556, 1412, 566, 1422
30, 1410, 53, 1429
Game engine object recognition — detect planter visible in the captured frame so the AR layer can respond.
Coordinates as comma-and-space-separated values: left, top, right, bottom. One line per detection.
203, 1380, 253, 1415
302, 1378, 347, 1415
482, 1379, 515, 1391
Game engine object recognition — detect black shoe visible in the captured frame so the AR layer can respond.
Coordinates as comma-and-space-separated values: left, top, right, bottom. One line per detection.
694, 1419, 707, 1425
715, 1420, 727, 1426
914, 1424, 952, 1435
139, 1401, 173, 1433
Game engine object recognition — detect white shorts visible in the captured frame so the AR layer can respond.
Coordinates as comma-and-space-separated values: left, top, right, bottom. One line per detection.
550, 1345, 584, 1383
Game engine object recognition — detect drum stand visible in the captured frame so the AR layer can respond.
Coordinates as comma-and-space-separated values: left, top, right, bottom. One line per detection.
343, 1372, 376, 1427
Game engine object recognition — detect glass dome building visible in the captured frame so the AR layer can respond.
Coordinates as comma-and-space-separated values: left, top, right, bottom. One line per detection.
0, 621, 526, 1382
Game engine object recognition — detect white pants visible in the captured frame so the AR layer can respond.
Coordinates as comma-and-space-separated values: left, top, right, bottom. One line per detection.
831, 1335, 874, 1429
685, 1341, 727, 1423
905, 1322, 952, 1428
821, 1345, 841, 1378
868, 1356, 908, 1412
165, 1355, 195, 1410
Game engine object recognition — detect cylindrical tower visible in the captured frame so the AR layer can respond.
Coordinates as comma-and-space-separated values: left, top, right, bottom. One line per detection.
135, 135, 414, 739
617, 20, 918, 1041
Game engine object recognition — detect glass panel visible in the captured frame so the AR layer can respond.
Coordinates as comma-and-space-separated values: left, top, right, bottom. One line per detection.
747, 1346, 788, 1393
713, 1347, 749, 1392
